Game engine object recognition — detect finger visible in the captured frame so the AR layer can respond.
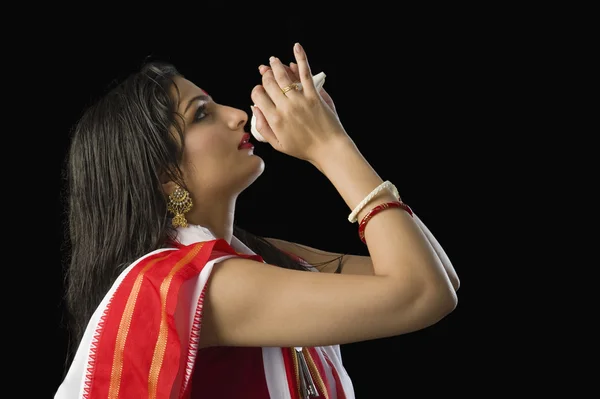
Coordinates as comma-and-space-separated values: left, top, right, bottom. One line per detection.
269, 56, 301, 98
251, 84, 277, 121
259, 64, 269, 75
250, 105, 280, 147
291, 59, 332, 109
290, 60, 328, 104
285, 63, 298, 78
261, 68, 288, 105
260, 63, 299, 84
292, 43, 317, 97
289, 62, 299, 78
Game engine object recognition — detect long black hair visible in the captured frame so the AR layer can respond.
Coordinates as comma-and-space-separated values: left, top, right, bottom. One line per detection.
60, 61, 342, 370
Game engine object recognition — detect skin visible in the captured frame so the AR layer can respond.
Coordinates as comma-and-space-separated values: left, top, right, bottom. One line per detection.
163, 44, 458, 351
163, 76, 265, 243
164, 71, 461, 285
161, 62, 336, 243
258, 63, 459, 291
265, 231, 460, 290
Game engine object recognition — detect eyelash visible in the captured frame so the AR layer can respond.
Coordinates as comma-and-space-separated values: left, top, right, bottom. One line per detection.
194, 103, 208, 122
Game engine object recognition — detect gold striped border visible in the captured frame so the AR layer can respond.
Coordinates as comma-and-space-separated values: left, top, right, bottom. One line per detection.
304, 348, 329, 399
108, 255, 169, 399
148, 242, 204, 399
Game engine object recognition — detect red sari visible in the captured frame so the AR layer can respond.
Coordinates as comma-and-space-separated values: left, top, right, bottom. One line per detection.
55, 225, 355, 398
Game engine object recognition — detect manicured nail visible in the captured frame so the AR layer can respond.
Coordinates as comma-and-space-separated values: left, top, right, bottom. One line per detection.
294, 43, 301, 53
269, 56, 276, 63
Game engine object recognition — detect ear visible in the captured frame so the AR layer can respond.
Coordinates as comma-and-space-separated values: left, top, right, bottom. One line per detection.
161, 174, 179, 197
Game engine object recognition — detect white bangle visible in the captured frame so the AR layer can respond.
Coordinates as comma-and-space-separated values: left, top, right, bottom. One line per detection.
348, 180, 400, 223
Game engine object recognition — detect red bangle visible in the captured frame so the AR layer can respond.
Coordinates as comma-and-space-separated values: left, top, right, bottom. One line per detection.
358, 201, 413, 243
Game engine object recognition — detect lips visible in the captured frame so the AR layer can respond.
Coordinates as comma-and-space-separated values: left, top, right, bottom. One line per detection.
238, 133, 251, 149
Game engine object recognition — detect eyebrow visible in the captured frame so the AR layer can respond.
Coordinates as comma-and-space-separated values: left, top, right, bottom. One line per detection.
184, 94, 211, 114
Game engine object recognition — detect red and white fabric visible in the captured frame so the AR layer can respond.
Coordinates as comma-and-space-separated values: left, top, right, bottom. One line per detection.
55, 224, 355, 398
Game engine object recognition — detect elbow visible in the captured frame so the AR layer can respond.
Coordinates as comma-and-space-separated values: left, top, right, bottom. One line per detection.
385, 266, 459, 333
452, 275, 461, 292
414, 278, 458, 327
387, 277, 458, 335
441, 286, 458, 314
428, 282, 458, 320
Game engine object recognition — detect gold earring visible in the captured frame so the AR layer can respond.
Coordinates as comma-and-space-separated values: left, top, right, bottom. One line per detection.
167, 186, 193, 228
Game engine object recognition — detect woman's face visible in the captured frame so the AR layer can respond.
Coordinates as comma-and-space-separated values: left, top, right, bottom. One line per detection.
171, 76, 264, 204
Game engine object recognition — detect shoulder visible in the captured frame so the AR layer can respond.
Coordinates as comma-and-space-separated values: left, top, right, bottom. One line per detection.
120, 239, 263, 287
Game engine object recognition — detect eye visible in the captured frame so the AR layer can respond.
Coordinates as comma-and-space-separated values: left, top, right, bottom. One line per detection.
193, 103, 208, 122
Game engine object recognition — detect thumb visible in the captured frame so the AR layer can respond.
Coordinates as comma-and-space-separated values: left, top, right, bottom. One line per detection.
251, 106, 280, 147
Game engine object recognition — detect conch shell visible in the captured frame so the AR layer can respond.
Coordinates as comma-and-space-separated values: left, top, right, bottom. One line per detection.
250, 72, 326, 143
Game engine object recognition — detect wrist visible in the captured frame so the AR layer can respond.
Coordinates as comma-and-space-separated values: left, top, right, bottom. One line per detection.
313, 138, 399, 220
311, 135, 357, 173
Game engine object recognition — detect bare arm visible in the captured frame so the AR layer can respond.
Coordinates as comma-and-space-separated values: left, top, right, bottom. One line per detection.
264, 237, 374, 275
272, 215, 460, 290
199, 139, 457, 349
258, 54, 458, 288
265, 223, 460, 291
413, 214, 460, 290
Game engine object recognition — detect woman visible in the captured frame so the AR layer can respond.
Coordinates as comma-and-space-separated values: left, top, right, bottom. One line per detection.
56, 43, 459, 398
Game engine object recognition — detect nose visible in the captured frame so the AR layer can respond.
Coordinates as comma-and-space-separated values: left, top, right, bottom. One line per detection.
226, 106, 248, 131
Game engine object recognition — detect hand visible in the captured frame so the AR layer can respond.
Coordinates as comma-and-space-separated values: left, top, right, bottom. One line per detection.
258, 63, 337, 116
250, 43, 350, 164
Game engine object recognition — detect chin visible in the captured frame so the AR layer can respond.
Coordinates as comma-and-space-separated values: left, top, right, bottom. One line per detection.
238, 155, 265, 191
249, 155, 265, 181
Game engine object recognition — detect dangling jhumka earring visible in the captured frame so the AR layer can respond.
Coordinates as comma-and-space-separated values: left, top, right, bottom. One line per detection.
167, 186, 193, 228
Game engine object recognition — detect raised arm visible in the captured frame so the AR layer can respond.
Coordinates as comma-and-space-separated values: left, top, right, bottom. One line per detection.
265, 214, 460, 291
200, 139, 457, 349
413, 214, 460, 290
197, 44, 457, 350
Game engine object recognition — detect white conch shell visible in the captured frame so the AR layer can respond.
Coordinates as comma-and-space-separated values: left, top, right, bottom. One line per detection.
250, 72, 327, 143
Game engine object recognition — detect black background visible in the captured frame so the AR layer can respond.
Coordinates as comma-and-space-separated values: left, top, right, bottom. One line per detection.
22, 5, 551, 398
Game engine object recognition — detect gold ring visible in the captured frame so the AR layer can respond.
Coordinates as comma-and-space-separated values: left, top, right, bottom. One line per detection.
281, 82, 301, 94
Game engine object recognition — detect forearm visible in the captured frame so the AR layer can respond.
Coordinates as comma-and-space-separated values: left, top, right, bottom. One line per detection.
315, 138, 456, 301
414, 214, 460, 291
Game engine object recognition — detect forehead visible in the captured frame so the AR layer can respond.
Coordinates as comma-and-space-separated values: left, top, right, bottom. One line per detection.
172, 76, 208, 108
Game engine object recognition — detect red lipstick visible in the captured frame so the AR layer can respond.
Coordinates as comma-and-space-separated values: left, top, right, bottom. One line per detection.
238, 133, 253, 149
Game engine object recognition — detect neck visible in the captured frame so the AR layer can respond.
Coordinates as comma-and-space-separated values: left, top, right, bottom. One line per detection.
185, 194, 236, 244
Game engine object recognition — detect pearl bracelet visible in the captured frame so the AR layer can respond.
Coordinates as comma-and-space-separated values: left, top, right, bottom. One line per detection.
348, 180, 400, 223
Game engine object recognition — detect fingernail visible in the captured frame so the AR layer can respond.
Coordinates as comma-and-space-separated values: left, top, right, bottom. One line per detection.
269, 56, 276, 63
294, 43, 301, 53
250, 105, 255, 114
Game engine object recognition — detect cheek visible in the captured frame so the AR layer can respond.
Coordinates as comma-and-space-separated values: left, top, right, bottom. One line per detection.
182, 133, 229, 172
